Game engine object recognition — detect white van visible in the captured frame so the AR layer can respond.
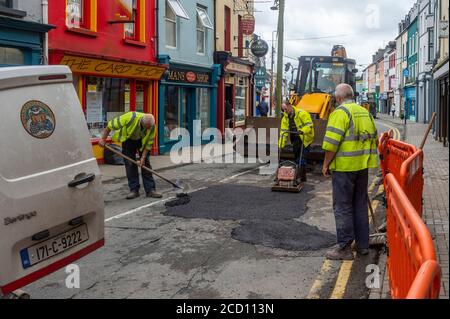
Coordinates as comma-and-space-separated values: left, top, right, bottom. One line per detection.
0, 66, 105, 295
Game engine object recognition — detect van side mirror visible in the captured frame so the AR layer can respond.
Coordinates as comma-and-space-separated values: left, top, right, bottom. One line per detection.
352, 68, 359, 73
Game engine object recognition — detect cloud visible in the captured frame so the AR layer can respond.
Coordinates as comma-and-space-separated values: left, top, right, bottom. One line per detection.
255, 0, 417, 70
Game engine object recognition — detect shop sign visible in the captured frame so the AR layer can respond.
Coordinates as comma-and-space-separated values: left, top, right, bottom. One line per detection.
60, 55, 166, 80
241, 14, 255, 36
225, 62, 252, 75
250, 39, 269, 58
439, 21, 449, 38
166, 68, 211, 84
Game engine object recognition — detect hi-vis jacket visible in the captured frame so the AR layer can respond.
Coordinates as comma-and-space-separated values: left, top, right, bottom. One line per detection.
107, 112, 155, 151
322, 102, 379, 172
279, 107, 315, 149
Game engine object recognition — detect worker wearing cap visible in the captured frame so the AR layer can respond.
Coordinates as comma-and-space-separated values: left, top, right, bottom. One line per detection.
99, 112, 162, 200
322, 84, 379, 260
279, 100, 314, 182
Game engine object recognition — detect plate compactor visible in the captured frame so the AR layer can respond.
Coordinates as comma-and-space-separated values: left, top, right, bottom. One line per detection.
272, 131, 305, 193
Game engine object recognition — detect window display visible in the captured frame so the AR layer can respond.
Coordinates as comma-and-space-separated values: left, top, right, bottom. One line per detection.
85, 77, 129, 138
235, 77, 248, 125
164, 85, 179, 141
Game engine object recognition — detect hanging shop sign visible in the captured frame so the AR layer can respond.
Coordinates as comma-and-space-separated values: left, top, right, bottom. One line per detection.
166, 67, 211, 85
250, 39, 269, 58
225, 62, 252, 75
241, 14, 255, 36
60, 55, 166, 80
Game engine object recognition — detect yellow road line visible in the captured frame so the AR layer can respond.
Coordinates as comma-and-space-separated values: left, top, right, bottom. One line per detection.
307, 259, 333, 299
330, 260, 354, 299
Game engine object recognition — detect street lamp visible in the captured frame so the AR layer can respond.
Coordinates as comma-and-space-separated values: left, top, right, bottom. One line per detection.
271, 0, 285, 117
270, 30, 277, 116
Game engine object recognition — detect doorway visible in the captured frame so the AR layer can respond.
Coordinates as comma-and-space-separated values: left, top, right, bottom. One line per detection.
225, 84, 234, 128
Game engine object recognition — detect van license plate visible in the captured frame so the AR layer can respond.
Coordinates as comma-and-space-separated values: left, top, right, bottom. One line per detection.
20, 224, 89, 269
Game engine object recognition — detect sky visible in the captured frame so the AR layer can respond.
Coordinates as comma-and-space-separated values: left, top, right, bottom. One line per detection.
254, 0, 418, 75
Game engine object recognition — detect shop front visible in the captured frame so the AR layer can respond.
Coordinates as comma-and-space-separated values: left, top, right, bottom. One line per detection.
51, 52, 167, 162
215, 52, 254, 134
0, 17, 53, 67
404, 86, 417, 121
157, 58, 220, 154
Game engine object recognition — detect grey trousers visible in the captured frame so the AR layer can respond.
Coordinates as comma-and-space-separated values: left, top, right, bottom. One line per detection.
331, 169, 369, 249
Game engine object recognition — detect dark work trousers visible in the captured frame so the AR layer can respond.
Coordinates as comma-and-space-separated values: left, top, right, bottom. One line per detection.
122, 139, 156, 194
331, 169, 369, 250
291, 135, 309, 167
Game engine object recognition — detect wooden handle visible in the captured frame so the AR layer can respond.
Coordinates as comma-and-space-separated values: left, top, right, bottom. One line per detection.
419, 112, 437, 150
104, 144, 182, 189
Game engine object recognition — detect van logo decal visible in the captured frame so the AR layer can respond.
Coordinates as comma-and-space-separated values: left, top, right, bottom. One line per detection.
20, 100, 56, 139
4, 211, 37, 226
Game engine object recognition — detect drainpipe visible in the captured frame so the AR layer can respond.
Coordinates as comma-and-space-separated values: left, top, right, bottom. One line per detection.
154, 0, 159, 60
42, 0, 49, 64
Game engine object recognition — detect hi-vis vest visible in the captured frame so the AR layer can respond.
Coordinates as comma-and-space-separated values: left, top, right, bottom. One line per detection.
322, 102, 379, 172
279, 107, 315, 149
107, 112, 155, 151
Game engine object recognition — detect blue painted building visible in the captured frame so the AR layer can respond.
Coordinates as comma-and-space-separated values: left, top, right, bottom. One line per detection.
0, 1, 53, 67
157, 0, 220, 154
405, 14, 418, 121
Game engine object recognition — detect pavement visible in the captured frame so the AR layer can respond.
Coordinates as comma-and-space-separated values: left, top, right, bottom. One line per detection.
369, 113, 449, 299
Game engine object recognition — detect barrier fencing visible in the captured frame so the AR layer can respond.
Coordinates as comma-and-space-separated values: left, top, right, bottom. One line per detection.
385, 173, 441, 299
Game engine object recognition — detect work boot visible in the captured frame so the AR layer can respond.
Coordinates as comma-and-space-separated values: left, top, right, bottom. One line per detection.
356, 248, 369, 256
147, 190, 163, 199
325, 244, 354, 260
126, 191, 140, 200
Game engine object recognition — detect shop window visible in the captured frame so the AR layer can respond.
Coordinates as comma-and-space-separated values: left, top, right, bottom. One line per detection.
85, 77, 129, 138
0, 0, 12, 8
197, 88, 210, 133
0, 46, 24, 65
136, 84, 145, 112
164, 85, 180, 142
196, 6, 212, 54
235, 77, 248, 125
66, 0, 97, 31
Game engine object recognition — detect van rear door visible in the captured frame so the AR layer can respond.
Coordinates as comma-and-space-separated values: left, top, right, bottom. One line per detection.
0, 66, 104, 295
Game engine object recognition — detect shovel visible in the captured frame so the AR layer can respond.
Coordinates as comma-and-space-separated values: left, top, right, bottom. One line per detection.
104, 144, 184, 190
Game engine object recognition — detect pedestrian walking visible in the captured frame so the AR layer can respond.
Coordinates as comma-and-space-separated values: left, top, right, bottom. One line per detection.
391, 104, 396, 118
257, 97, 269, 117
99, 112, 162, 200
279, 100, 314, 182
322, 84, 379, 260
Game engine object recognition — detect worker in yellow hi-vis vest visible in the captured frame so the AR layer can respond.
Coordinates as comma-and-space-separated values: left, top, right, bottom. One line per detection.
322, 84, 379, 261
99, 112, 162, 200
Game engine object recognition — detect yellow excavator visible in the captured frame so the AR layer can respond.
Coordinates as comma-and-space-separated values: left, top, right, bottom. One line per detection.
243, 45, 358, 161
287, 45, 358, 160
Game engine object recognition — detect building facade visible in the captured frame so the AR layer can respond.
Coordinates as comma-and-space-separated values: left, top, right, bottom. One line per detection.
405, 4, 419, 121
157, 0, 220, 154
48, 0, 167, 161
433, 0, 449, 145
214, 0, 255, 135
0, 0, 53, 67
395, 26, 409, 117
417, 0, 436, 123
384, 43, 397, 114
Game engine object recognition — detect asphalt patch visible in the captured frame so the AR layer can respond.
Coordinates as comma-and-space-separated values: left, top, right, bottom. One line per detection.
231, 220, 336, 251
164, 184, 336, 251
164, 184, 314, 221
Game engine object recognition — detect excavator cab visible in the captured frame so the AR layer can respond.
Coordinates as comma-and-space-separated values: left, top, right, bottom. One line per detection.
288, 54, 357, 160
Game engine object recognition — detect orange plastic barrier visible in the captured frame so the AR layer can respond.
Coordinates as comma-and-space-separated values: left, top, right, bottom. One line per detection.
385, 174, 440, 299
399, 150, 424, 216
384, 139, 417, 182
378, 130, 393, 177
406, 260, 442, 299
